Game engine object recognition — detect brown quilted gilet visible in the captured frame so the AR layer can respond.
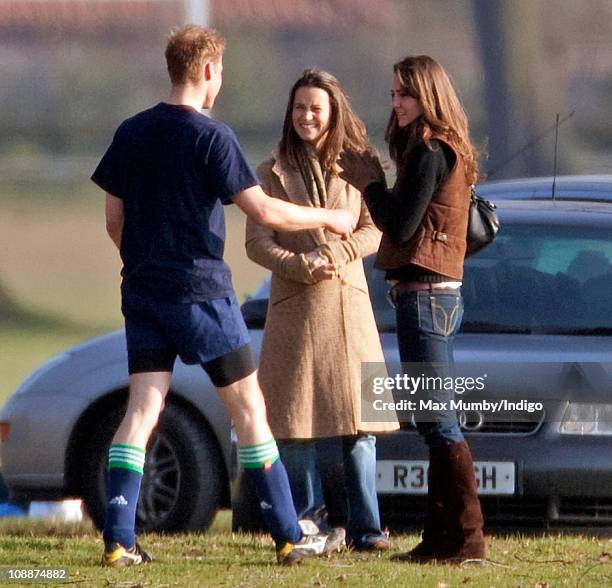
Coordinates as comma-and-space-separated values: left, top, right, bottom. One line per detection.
375, 138, 470, 280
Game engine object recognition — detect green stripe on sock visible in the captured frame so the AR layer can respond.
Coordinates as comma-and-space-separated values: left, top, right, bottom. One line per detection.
240, 454, 280, 469
108, 444, 145, 474
108, 452, 144, 465
109, 446, 145, 456
109, 449, 146, 463
108, 457, 145, 471
238, 439, 280, 469
238, 444, 278, 459
107, 460, 145, 474
238, 446, 279, 459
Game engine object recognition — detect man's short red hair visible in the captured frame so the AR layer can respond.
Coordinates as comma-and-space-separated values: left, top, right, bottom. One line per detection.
165, 25, 226, 85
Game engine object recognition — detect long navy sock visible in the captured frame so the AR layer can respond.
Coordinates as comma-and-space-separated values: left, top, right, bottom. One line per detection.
103, 444, 144, 548
239, 439, 302, 546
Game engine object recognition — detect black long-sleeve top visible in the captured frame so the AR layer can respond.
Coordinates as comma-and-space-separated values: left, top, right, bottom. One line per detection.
364, 139, 456, 282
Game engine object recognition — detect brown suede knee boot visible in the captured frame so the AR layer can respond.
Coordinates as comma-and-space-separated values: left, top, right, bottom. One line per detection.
439, 441, 486, 563
392, 446, 448, 562
392, 441, 485, 565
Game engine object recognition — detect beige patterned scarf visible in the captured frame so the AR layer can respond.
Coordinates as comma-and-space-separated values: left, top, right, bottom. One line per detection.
296, 144, 329, 208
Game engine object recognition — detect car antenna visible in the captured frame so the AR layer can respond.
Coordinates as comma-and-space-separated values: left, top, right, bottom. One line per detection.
487, 110, 575, 179
551, 113, 560, 201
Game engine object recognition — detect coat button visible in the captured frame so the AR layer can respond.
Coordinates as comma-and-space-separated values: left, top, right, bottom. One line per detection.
341, 278, 349, 286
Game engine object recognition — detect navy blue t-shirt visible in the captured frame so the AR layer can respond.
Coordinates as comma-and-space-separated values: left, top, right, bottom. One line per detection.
92, 103, 259, 302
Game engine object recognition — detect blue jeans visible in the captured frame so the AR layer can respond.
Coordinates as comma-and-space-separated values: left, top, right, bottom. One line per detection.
277, 441, 323, 521
394, 288, 465, 448
279, 435, 386, 548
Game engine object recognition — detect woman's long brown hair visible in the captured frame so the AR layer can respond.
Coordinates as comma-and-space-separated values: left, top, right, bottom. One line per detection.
386, 55, 480, 184
279, 68, 369, 173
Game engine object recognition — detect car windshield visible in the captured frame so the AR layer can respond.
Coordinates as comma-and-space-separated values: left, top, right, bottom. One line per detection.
364, 224, 612, 335
459, 225, 612, 334
247, 224, 612, 336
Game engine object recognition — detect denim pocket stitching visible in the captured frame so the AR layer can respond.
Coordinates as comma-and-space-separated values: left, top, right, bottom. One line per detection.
431, 298, 460, 336
419, 293, 461, 337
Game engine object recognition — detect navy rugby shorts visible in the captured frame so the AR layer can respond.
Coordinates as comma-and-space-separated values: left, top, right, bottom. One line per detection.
122, 294, 255, 387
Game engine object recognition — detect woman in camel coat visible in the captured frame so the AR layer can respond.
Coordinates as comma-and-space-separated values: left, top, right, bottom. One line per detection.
246, 69, 398, 551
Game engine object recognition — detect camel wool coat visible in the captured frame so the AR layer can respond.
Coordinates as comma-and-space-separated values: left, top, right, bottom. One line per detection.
246, 152, 399, 439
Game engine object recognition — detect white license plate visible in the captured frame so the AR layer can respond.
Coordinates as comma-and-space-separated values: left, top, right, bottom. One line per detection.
376, 460, 515, 495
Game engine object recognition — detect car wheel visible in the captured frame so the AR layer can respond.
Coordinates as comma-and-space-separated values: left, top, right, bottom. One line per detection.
231, 467, 265, 533
81, 401, 224, 533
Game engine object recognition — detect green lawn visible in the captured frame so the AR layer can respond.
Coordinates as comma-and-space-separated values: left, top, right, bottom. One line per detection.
0, 512, 610, 587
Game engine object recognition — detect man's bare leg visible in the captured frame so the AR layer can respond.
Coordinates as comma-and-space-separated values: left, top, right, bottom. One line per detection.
216, 371, 271, 445
102, 371, 171, 565
113, 372, 172, 446
217, 370, 313, 561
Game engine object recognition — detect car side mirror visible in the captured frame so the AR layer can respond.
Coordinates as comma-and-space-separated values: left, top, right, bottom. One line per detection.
241, 298, 268, 329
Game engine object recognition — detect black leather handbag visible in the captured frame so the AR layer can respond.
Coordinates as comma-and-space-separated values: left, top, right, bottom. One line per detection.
466, 185, 500, 256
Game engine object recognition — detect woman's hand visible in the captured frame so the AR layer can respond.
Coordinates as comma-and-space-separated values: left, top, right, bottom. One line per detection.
311, 263, 339, 281
304, 250, 327, 269
339, 149, 386, 193
304, 250, 339, 281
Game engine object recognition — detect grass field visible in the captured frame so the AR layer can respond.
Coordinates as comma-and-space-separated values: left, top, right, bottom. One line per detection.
0, 511, 611, 587
2, 182, 612, 586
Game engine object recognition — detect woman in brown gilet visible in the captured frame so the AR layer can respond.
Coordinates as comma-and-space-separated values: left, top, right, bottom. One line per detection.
340, 55, 486, 563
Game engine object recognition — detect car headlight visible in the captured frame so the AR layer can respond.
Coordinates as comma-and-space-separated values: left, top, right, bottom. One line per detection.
559, 403, 612, 435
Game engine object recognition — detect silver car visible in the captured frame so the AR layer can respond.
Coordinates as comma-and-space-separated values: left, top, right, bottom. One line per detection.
1, 176, 612, 532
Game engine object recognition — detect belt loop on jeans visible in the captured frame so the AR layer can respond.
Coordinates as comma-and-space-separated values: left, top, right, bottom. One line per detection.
386, 280, 461, 308
386, 282, 398, 308
386, 280, 429, 307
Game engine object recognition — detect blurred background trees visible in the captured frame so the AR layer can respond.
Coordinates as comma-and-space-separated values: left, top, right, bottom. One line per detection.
1, 0, 611, 180
0, 281, 15, 318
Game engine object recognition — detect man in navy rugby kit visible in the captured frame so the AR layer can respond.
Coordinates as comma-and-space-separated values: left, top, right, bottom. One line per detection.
92, 25, 355, 567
